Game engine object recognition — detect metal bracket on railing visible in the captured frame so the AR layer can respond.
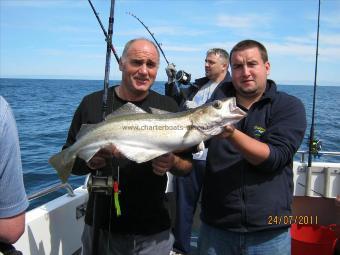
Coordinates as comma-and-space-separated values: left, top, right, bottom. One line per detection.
324, 167, 331, 198
305, 166, 313, 196
28, 182, 75, 201
297, 150, 340, 163
297, 165, 340, 198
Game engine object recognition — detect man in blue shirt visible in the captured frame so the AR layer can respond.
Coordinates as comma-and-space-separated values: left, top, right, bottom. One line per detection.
0, 96, 28, 251
198, 40, 306, 255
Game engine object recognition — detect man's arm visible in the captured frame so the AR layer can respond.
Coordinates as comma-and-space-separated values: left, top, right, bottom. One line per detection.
152, 152, 192, 176
171, 153, 193, 176
165, 82, 184, 106
165, 63, 186, 105
0, 212, 25, 244
0, 98, 28, 244
220, 125, 270, 165
220, 95, 306, 170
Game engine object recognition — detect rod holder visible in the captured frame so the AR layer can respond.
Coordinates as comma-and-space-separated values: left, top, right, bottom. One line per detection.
305, 166, 313, 196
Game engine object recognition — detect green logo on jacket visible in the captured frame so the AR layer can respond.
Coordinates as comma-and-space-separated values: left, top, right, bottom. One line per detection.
253, 125, 266, 138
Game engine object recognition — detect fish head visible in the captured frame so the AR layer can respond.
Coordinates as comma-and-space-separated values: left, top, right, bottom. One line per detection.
192, 97, 246, 136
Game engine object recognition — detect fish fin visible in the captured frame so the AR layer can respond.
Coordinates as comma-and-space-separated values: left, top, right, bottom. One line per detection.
77, 102, 151, 139
78, 147, 99, 163
116, 144, 167, 163
149, 107, 170, 115
76, 123, 98, 140
106, 102, 147, 120
49, 148, 76, 183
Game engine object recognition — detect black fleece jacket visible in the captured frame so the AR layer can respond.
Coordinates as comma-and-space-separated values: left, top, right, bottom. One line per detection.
201, 80, 307, 232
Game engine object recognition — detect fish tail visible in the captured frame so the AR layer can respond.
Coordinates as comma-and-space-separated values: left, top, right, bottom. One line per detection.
48, 148, 76, 183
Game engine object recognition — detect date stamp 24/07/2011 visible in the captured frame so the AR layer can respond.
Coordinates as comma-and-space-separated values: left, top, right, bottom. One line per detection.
267, 215, 318, 225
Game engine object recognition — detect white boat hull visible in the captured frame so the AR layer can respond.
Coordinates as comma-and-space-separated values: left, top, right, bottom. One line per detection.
14, 186, 88, 255
14, 160, 339, 255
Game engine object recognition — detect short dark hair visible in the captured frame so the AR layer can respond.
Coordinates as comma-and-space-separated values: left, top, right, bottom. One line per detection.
230, 40, 268, 64
206, 48, 229, 63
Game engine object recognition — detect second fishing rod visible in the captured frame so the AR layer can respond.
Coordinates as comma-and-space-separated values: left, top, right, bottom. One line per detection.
127, 12, 192, 86
88, 4, 193, 87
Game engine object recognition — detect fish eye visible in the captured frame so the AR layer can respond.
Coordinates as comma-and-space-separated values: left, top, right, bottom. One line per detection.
213, 100, 222, 109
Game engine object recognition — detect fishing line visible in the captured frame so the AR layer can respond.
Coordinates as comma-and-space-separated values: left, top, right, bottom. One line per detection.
127, 12, 170, 65
298, 182, 326, 198
127, 12, 195, 87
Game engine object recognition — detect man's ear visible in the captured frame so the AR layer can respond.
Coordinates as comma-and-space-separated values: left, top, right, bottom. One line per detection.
119, 57, 123, 71
223, 62, 228, 71
265, 61, 270, 76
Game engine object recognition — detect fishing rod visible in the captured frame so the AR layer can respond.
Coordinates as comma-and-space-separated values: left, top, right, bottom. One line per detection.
308, 0, 321, 168
101, 0, 115, 121
305, 0, 321, 197
88, 0, 120, 63
127, 12, 170, 65
90, 1, 116, 254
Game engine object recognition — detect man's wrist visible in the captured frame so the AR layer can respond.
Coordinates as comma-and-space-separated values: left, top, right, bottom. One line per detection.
225, 125, 236, 139
230, 125, 236, 136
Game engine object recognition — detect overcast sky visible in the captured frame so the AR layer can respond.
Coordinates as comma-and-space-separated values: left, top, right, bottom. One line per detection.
1, 0, 339, 85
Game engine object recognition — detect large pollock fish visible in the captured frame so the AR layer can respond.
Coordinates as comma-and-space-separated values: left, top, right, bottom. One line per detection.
49, 97, 246, 182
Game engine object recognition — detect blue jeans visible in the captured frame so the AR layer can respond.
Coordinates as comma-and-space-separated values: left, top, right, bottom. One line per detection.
81, 224, 174, 255
173, 160, 205, 253
197, 222, 291, 255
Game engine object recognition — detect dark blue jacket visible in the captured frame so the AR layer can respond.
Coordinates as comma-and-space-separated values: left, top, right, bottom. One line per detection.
201, 80, 307, 232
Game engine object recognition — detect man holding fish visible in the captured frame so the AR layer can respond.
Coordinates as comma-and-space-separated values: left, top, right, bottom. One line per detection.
50, 38, 245, 255
197, 40, 307, 255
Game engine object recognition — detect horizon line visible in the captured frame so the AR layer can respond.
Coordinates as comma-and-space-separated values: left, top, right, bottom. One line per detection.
0, 76, 339, 87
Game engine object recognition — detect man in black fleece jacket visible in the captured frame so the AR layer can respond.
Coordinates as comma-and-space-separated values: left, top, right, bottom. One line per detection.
197, 40, 306, 255
63, 38, 192, 255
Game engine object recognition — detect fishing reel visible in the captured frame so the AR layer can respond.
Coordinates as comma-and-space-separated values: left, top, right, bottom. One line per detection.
87, 168, 122, 216
175, 70, 191, 85
87, 174, 113, 195
310, 138, 322, 158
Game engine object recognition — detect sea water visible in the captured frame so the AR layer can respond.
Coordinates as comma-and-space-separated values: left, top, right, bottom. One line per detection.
1, 78, 339, 208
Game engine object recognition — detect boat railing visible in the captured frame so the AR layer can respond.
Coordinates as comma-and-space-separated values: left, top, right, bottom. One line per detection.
28, 182, 75, 202
295, 150, 340, 198
27, 152, 340, 202
296, 150, 340, 163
